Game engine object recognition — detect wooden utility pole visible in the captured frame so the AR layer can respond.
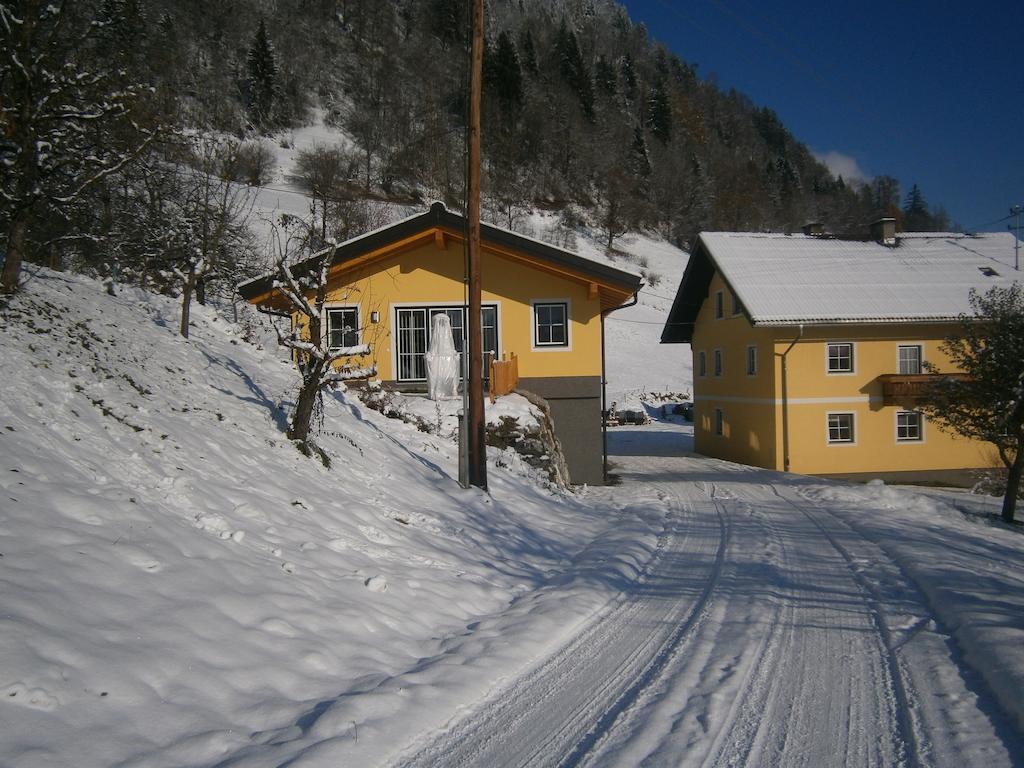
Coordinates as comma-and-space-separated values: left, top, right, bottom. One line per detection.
467, 0, 487, 489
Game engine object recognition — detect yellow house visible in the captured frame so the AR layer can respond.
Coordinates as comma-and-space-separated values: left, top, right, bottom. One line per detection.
239, 202, 642, 484
662, 220, 1021, 484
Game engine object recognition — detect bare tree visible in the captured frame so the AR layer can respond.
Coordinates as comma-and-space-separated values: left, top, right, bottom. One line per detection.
293, 143, 352, 243
170, 139, 258, 337
268, 222, 376, 457
1, 1, 155, 294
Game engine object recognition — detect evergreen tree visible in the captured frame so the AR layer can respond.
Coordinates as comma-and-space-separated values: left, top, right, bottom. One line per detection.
620, 53, 638, 102
555, 19, 594, 120
428, 0, 467, 50
647, 78, 671, 143
485, 31, 523, 113
902, 184, 932, 231
630, 126, 651, 177
246, 19, 279, 129
595, 55, 617, 96
519, 29, 539, 77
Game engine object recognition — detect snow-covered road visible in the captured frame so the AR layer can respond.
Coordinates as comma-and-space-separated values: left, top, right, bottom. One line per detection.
390, 427, 1023, 768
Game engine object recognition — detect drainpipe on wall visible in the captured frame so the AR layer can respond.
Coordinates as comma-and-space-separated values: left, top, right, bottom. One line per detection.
601, 292, 639, 483
776, 324, 804, 472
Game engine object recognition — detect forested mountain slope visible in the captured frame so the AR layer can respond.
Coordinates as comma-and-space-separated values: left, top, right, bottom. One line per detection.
3, 0, 952, 299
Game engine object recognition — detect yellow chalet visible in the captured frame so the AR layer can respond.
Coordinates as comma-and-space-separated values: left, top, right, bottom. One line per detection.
662, 219, 1021, 484
239, 202, 642, 485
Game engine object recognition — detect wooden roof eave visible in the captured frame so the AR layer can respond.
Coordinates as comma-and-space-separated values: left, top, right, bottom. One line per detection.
243, 223, 641, 311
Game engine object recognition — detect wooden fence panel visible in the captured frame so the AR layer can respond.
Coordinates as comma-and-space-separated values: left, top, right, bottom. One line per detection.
489, 352, 519, 402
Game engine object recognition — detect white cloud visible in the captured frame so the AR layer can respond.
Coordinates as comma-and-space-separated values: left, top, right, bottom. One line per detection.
812, 150, 871, 185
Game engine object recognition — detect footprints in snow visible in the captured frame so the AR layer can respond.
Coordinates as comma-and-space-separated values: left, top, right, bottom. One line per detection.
2, 682, 58, 711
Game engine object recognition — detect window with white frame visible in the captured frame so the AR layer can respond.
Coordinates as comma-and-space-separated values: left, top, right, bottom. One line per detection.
327, 307, 359, 350
827, 412, 855, 443
896, 411, 923, 441
827, 342, 854, 373
714, 291, 724, 319
698, 350, 707, 377
533, 302, 568, 347
746, 345, 757, 375
898, 345, 922, 374
714, 408, 724, 436
713, 349, 723, 376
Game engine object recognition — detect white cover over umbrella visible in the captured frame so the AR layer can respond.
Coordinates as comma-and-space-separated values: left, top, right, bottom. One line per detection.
425, 313, 459, 400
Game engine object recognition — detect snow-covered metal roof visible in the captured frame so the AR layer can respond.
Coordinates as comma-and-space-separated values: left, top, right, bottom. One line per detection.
662, 230, 1021, 343
708, 231, 1020, 325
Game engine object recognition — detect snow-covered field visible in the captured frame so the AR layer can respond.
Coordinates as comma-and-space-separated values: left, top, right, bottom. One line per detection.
2, 266, 1023, 767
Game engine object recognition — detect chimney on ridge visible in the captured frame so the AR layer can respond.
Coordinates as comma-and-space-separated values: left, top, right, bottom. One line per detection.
870, 217, 897, 246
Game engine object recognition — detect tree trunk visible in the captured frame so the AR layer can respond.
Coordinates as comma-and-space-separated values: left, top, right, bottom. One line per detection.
287, 366, 324, 444
2, 212, 29, 294
180, 275, 194, 339
1002, 448, 1023, 524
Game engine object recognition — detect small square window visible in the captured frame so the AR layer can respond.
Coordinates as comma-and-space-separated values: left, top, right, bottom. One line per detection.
698, 350, 707, 377
714, 291, 724, 319
897, 411, 923, 441
714, 408, 724, 436
713, 349, 723, 376
327, 308, 359, 350
827, 343, 854, 373
746, 345, 757, 375
898, 345, 921, 375
534, 302, 568, 347
828, 412, 855, 443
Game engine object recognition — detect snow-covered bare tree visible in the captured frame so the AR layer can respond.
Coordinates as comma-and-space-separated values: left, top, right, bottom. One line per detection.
1, 0, 156, 294
171, 139, 258, 338
268, 220, 376, 456
920, 285, 1024, 523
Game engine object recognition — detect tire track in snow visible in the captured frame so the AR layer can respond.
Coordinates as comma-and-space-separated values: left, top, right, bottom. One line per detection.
392, 472, 729, 768
768, 483, 923, 768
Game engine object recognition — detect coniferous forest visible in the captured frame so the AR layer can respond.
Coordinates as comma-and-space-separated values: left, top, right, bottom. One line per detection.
1, 0, 954, 297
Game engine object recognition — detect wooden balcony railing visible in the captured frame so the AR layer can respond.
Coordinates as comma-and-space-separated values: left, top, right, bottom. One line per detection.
489, 352, 519, 402
877, 373, 969, 404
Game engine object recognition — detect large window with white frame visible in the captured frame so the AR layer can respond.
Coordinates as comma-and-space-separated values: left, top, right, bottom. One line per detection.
327, 307, 359, 350
698, 350, 707, 377
898, 345, 922, 374
746, 345, 757, 376
714, 291, 724, 319
713, 349, 723, 376
533, 302, 568, 347
827, 412, 855, 443
826, 342, 854, 373
395, 305, 497, 381
896, 411, 923, 441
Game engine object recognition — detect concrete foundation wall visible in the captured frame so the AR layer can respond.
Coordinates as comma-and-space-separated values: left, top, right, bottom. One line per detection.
519, 376, 603, 485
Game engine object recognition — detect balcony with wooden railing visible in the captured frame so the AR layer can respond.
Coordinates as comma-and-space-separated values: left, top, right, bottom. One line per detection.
877, 373, 969, 405
488, 352, 519, 402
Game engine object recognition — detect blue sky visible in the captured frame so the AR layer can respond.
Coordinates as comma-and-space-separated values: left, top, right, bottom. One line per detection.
619, 0, 1023, 233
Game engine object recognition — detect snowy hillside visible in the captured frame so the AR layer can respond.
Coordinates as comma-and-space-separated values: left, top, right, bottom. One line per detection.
0, 268, 665, 767
3, 268, 1024, 767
